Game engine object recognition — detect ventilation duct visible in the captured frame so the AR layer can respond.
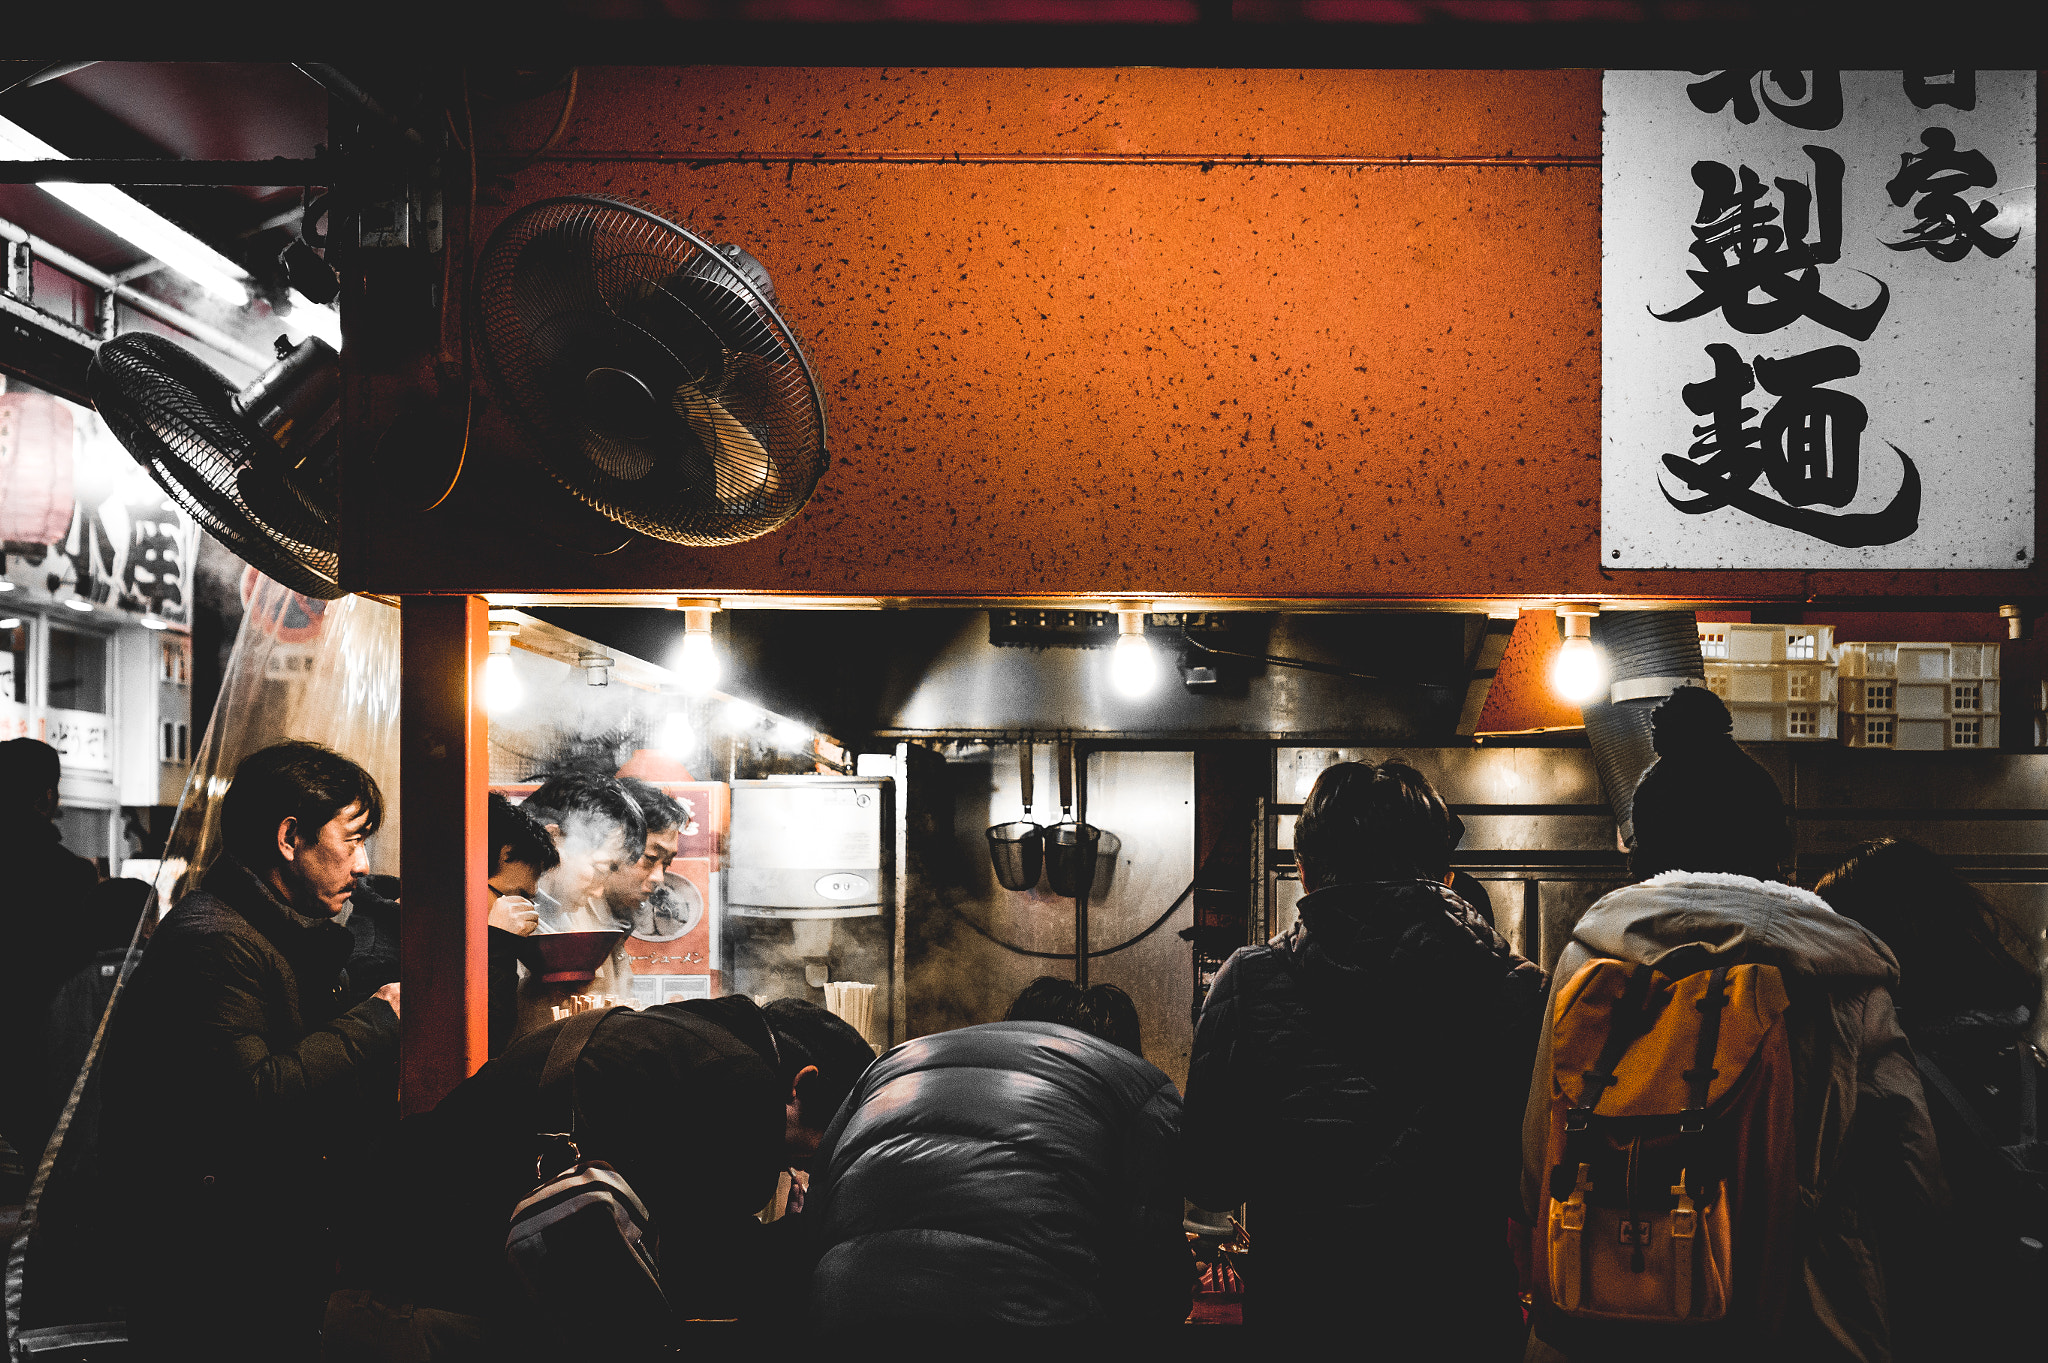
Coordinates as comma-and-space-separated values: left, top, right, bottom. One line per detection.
1580, 611, 1707, 849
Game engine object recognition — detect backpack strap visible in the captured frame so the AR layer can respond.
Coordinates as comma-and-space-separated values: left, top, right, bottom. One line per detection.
535, 1006, 617, 1173
1680, 966, 1731, 1132
1914, 1048, 2000, 1151
1568, 965, 1656, 1128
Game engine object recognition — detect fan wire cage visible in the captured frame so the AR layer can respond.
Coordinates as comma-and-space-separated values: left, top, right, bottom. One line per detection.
471, 196, 827, 546
87, 333, 343, 599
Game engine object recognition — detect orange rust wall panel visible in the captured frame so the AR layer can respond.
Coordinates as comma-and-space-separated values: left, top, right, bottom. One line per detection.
489, 66, 1601, 160
344, 68, 2042, 602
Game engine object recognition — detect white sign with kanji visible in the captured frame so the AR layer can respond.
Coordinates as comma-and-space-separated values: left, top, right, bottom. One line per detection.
1603, 70, 2035, 570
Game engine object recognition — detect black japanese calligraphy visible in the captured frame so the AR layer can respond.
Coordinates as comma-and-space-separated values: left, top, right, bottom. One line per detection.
1651, 147, 1889, 340
1883, 127, 2019, 262
123, 515, 186, 611
1660, 342, 1920, 548
1903, 70, 1976, 111
1687, 70, 1843, 130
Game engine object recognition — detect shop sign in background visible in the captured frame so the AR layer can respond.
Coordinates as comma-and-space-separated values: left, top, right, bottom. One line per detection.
1603, 70, 2035, 570
1, 390, 199, 624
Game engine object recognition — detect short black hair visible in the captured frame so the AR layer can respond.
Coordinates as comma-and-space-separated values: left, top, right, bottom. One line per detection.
1294, 760, 1460, 889
616, 777, 686, 836
1005, 976, 1144, 1055
488, 792, 559, 877
220, 741, 383, 868
522, 774, 647, 859
763, 997, 877, 1132
0, 737, 62, 816
1816, 837, 2041, 1017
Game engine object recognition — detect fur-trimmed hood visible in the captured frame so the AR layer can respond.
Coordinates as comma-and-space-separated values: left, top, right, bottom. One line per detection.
1573, 870, 1899, 986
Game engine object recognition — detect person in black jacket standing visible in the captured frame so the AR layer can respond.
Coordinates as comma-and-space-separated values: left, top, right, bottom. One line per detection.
0, 737, 100, 1177
1183, 760, 1545, 1352
804, 978, 1192, 1328
100, 741, 401, 1362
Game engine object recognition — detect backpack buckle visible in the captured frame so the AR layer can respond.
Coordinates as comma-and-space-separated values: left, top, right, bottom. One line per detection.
1678, 1115, 1706, 1134
1565, 1108, 1591, 1133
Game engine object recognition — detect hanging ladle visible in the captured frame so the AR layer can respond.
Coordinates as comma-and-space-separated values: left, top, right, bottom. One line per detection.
986, 736, 1044, 891
1045, 740, 1104, 900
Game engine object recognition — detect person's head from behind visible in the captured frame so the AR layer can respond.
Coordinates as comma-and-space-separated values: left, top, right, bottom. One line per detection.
762, 997, 877, 1164
604, 778, 686, 922
219, 741, 383, 918
88, 877, 154, 953
1816, 837, 2041, 1018
1005, 976, 1145, 1055
1628, 687, 1789, 884
487, 791, 559, 900
522, 774, 647, 915
1, 737, 62, 825
1293, 760, 1460, 892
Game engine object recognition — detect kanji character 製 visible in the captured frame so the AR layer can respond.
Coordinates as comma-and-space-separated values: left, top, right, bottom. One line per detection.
1651, 147, 1889, 340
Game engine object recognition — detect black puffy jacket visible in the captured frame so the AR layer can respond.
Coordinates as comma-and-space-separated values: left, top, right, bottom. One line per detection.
1183, 878, 1545, 1342
805, 1021, 1192, 1327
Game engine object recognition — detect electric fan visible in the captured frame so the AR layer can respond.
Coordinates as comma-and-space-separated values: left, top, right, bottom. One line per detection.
88, 332, 345, 599
471, 195, 827, 545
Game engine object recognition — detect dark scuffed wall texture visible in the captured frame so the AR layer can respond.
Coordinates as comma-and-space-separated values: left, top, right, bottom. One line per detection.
347, 68, 2042, 603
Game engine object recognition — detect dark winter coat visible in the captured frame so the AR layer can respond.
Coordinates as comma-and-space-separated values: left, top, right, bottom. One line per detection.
1521, 872, 1945, 1363
805, 1020, 1191, 1327
340, 995, 792, 1338
99, 857, 400, 1360
1184, 878, 1547, 1343
337, 873, 403, 1012
1886, 1004, 2047, 1361
0, 820, 98, 1162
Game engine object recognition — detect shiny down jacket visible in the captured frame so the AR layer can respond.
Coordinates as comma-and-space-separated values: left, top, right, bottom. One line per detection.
803, 1020, 1191, 1327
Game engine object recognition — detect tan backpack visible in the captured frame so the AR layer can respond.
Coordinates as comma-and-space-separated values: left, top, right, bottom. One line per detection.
1535, 957, 1798, 1345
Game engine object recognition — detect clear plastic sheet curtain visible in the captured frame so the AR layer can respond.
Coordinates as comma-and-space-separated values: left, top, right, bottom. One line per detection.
155, 575, 401, 903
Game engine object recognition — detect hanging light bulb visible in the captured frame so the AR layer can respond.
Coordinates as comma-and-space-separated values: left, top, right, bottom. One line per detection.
1108, 601, 1158, 699
1551, 607, 1607, 704
671, 599, 721, 695
775, 719, 810, 751
657, 709, 694, 757
485, 621, 524, 715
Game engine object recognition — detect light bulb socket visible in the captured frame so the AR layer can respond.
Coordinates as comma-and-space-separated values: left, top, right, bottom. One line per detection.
577, 653, 614, 686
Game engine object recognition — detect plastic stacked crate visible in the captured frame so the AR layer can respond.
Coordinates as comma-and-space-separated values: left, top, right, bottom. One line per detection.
1838, 642, 2000, 750
1696, 623, 1837, 742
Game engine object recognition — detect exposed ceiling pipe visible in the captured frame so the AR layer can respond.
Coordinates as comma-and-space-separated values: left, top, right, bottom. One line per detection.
292, 63, 425, 152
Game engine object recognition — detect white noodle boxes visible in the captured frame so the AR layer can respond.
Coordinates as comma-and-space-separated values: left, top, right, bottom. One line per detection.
1838, 642, 2000, 751
1697, 623, 1837, 742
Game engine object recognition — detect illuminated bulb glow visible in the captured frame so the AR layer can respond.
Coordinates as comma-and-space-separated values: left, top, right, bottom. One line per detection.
1551, 635, 1608, 704
1109, 631, 1159, 698
657, 710, 693, 757
62, 599, 93, 612
0, 618, 20, 630
676, 628, 720, 695
775, 720, 810, 751
484, 628, 524, 714
0, 115, 250, 304
140, 617, 169, 631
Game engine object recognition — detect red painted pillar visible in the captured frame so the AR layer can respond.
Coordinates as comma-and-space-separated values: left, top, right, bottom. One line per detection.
399, 595, 489, 1113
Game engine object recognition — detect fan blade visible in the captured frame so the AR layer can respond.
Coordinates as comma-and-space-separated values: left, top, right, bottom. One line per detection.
674, 382, 772, 509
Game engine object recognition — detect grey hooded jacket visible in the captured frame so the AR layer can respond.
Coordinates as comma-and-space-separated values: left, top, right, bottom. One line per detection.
1521, 872, 1945, 1363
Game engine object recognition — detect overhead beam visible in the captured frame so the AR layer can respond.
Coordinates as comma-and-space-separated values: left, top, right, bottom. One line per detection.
0, 158, 331, 185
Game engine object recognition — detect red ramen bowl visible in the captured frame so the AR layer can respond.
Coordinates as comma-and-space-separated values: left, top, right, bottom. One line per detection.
517, 929, 626, 984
